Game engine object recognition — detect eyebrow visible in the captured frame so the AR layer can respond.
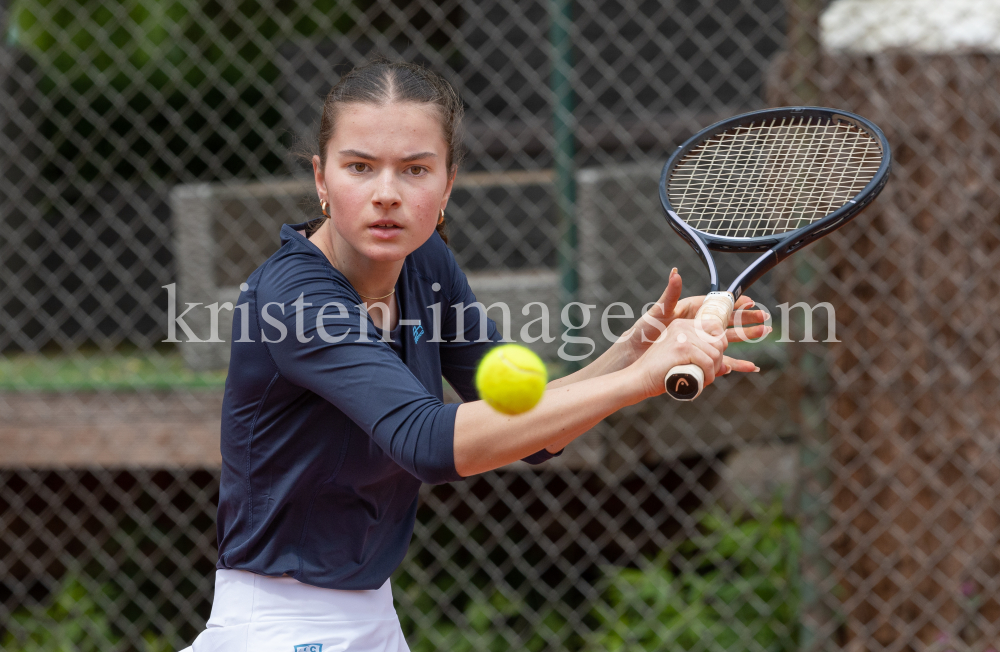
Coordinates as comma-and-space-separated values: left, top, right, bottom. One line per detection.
338, 149, 437, 163
401, 151, 438, 163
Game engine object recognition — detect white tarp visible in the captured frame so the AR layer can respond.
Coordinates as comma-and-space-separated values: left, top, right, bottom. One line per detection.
821, 0, 1000, 53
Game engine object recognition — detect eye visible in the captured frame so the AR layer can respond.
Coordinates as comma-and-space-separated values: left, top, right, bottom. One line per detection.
406, 165, 427, 176
349, 163, 369, 173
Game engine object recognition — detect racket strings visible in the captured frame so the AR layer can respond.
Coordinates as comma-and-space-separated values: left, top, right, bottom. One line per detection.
669, 116, 883, 239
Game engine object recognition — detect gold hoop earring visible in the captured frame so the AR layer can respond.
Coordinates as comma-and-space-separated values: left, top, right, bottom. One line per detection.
321, 200, 330, 217
438, 209, 445, 225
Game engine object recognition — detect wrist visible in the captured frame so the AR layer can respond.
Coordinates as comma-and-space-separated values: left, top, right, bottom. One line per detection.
611, 365, 655, 406
613, 330, 647, 366
597, 339, 642, 378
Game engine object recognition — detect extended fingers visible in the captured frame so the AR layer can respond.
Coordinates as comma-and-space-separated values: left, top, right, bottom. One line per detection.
726, 324, 772, 343
722, 355, 760, 374
729, 308, 769, 327
654, 268, 683, 320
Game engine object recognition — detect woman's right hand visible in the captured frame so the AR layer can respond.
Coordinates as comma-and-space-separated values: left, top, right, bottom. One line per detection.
630, 316, 728, 400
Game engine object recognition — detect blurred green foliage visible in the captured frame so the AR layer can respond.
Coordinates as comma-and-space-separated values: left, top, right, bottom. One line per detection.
3, 0, 328, 182
1, 575, 172, 652
590, 501, 801, 651
6, 0, 358, 90
3, 0, 452, 184
395, 499, 800, 651
396, 575, 571, 652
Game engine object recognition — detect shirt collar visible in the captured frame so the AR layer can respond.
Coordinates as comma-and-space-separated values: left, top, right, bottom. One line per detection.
280, 221, 411, 301
279, 222, 338, 266
280, 221, 317, 246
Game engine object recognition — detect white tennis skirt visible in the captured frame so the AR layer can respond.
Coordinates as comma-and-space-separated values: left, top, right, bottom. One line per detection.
178, 569, 410, 652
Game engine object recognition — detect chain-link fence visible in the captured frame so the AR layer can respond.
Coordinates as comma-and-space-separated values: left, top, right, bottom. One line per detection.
2, 0, 1000, 650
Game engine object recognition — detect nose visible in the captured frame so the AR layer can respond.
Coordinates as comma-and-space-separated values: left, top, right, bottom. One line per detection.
372, 169, 402, 210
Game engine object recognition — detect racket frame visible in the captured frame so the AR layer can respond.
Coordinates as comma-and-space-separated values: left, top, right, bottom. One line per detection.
657, 106, 891, 400
659, 106, 892, 300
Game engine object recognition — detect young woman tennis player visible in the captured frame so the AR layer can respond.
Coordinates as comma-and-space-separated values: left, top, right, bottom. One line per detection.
181, 60, 766, 651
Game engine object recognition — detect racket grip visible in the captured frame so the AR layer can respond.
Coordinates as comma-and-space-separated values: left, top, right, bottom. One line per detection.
664, 291, 735, 401
665, 363, 705, 400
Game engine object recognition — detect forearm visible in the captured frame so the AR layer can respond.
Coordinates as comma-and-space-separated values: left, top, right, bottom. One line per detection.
454, 368, 641, 476
547, 338, 640, 390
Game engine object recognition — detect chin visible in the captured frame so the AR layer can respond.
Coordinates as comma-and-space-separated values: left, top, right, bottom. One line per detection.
361, 240, 418, 262
362, 230, 435, 260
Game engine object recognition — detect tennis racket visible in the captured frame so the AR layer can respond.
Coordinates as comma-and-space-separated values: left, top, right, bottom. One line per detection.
659, 106, 891, 400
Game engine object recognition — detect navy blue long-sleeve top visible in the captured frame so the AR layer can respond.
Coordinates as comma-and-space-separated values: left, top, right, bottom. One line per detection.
216, 223, 557, 590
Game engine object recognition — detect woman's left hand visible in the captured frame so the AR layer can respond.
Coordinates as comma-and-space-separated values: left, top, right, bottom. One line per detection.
616, 268, 770, 366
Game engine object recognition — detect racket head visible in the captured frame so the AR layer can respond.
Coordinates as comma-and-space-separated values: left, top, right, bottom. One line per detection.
659, 107, 891, 259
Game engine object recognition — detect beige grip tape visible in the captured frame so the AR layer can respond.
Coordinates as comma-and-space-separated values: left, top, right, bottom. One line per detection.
696, 291, 735, 338
664, 291, 734, 402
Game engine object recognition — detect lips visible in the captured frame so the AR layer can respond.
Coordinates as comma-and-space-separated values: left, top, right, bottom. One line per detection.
368, 220, 403, 239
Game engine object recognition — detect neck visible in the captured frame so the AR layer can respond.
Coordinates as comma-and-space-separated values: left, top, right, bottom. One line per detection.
310, 220, 403, 300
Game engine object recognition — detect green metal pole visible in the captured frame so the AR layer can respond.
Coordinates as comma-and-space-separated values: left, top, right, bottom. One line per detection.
783, 2, 829, 648
795, 318, 833, 652
787, 0, 821, 104
550, 0, 576, 309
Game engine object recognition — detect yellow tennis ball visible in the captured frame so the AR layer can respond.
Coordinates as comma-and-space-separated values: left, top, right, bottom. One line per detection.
475, 344, 547, 415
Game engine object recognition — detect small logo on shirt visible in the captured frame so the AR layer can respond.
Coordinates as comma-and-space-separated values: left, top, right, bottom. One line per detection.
412, 323, 425, 343
293, 645, 322, 652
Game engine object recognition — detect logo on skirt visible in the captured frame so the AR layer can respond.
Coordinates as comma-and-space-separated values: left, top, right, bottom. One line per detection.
293, 645, 322, 652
